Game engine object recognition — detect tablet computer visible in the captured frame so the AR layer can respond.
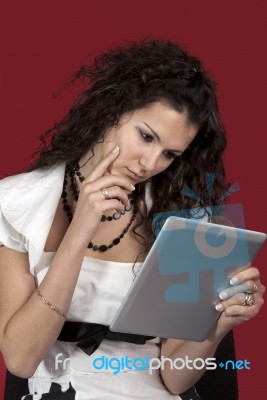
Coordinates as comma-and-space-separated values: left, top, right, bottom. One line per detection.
109, 217, 266, 341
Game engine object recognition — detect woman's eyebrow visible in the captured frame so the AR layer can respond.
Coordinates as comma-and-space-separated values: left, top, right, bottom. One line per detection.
142, 122, 184, 154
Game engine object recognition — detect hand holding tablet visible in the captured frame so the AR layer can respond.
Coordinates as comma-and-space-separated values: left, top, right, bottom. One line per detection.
110, 217, 266, 341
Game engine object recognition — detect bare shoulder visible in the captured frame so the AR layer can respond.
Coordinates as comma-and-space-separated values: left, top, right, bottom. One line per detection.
0, 247, 36, 345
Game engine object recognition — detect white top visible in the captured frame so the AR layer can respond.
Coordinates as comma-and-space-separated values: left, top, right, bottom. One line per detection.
0, 164, 67, 272
0, 165, 185, 399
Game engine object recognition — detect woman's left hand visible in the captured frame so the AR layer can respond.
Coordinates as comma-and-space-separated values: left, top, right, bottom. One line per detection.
215, 266, 265, 331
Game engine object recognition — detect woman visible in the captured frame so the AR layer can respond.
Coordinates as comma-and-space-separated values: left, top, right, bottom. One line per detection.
0, 38, 265, 399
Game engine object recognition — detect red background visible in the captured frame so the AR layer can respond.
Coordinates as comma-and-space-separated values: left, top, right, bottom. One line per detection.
0, 1, 266, 399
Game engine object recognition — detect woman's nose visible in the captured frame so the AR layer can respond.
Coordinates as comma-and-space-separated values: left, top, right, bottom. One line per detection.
139, 151, 160, 172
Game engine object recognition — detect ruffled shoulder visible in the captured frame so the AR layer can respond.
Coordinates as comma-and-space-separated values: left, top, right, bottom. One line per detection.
0, 164, 65, 271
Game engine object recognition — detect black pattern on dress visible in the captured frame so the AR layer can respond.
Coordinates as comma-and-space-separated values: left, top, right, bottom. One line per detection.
4, 371, 76, 400
23, 382, 76, 399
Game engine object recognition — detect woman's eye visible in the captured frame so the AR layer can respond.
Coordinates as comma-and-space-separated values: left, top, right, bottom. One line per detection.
164, 151, 177, 160
139, 129, 177, 160
139, 130, 153, 142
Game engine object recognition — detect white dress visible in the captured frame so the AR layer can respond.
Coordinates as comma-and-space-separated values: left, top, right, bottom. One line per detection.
0, 164, 200, 399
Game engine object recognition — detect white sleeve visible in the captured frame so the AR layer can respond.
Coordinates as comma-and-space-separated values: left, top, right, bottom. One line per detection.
0, 204, 27, 252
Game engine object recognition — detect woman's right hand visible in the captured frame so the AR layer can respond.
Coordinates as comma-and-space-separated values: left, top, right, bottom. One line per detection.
68, 145, 135, 246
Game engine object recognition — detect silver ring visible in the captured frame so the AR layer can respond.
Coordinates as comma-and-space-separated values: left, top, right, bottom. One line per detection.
100, 187, 110, 199
247, 281, 258, 294
242, 293, 255, 306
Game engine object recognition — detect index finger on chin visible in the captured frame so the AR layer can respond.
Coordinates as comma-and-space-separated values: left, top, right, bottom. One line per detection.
85, 146, 120, 183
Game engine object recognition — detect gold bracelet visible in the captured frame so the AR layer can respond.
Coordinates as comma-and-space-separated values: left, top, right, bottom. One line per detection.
36, 289, 67, 319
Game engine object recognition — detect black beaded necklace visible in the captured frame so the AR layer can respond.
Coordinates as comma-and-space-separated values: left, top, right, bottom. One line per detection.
61, 164, 137, 252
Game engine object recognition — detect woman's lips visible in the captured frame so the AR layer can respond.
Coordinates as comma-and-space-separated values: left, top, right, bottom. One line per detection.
126, 168, 143, 180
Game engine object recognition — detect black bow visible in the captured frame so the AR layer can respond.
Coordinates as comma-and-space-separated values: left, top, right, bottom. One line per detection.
57, 321, 155, 356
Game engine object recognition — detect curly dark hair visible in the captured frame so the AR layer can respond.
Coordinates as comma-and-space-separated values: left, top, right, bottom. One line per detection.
29, 38, 229, 262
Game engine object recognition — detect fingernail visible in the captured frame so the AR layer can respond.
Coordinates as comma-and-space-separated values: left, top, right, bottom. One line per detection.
112, 145, 120, 153
230, 277, 239, 285
131, 185, 135, 190
219, 290, 228, 300
215, 303, 223, 311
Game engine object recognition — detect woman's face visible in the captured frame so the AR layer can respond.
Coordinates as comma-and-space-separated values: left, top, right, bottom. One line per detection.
85, 101, 197, 183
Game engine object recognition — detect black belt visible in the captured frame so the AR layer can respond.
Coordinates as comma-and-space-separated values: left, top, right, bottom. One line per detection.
57, 321, 155, 356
